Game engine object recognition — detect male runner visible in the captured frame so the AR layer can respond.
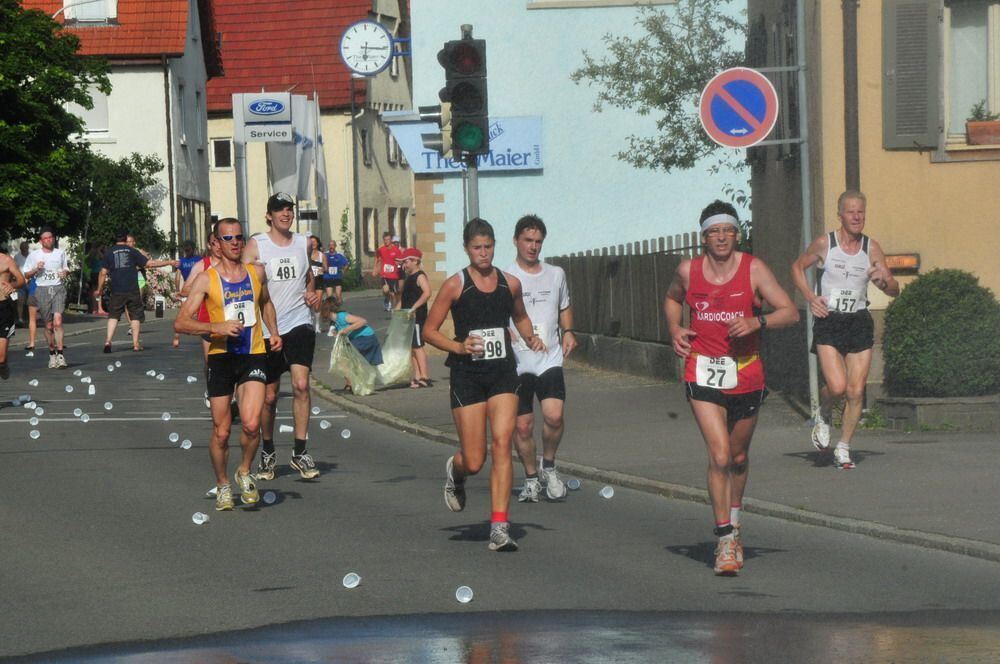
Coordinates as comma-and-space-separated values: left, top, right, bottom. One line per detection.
22, 228, 69, 368
506, 215, 578, 502
174, 240, 203, 347
175, 218, 280, 510
13, 241, 30, 324
323, 239, 350, 307
0, 251, 27, 379
243, 192, 322, 480
373, 232, 402, 312
791, 190, 899, 469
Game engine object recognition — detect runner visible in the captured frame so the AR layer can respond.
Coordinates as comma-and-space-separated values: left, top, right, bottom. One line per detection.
398, 247, 432, 388
323, 239, 350, 307
179, 237, 222, 362
173, 240, 203, 348
0, 250, 27, 379
506, 215, 577, 503
423, 218, 544, 552
243, 192, 322, 481
308, 235, 327, 330
24, 277, 38, 357
13, 241, 30, 324
21, 228, 69, 369
664, 201, 799, 576
174, 218, 281, 511
373, 232, 402, 312
791, 190, 899, 470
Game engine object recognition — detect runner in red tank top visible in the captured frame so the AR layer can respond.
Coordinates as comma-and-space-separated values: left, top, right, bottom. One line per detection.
665, 200, 799, 576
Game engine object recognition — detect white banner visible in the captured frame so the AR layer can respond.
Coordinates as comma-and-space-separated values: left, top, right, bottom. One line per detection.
266, 95, 315, 199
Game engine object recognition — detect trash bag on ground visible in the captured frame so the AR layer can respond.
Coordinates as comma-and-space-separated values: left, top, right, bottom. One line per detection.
329, 333, 378, 396
375, 310, 416, 387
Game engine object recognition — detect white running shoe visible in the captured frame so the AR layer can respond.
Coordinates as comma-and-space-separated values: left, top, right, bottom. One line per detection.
47, 354, 57, 369
518, 477, 541, 503
539, 464, 567, 500
444, 456, 466, 512
488, 522, 518, 552
55, 353, 67, 369
834, 446, 855, 470
811, 417, 830, 451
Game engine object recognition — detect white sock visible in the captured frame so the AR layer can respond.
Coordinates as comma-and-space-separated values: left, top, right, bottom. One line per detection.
730, 505, 741, 529
835, 441, 849, 452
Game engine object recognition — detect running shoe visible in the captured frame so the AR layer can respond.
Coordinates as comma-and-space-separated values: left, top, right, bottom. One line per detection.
25, 347, 34, 357
234, 470, 259, 504
47, 354, 57, 369
834, 447, 855, 470
811, 416, 830, 451
539, 464, 567, 500
488, 522, 519, 552
714, 537, 740, 576
444, 456, 466, 512
103, 344, 111, 354
215, 484, 234, 511
290, 453, 320, 479
733, 527, 744, 569
0, 362, 8, 380
518, 477, 541, 503
55, 353, 67, 369
255, 451, 277, 481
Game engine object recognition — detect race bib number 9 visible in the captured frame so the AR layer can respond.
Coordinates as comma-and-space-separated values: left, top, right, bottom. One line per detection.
268, 257, 298, 282
830, 288, 860, 313
224, 300, 256, 327
470, 327, 506, 361
696, 355, 737, 390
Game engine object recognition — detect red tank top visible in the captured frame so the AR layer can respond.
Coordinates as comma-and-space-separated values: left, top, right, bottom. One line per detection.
683, 253, 764, 393
197, 256, 212, 323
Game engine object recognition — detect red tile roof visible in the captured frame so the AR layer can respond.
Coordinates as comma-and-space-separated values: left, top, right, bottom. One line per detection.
23, 1, 190, 58
205, 0, 372, 113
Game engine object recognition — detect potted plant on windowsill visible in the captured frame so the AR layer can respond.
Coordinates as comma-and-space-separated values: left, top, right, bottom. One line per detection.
966, 99, 1000, 145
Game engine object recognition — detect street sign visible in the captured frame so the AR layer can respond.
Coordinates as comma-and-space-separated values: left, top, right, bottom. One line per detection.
699, 67, 778, 148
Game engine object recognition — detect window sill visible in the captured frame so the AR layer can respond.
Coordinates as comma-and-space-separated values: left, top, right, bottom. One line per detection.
210, 167, 234, 172
933, 141, 1000, 163
84, 135, 117, 144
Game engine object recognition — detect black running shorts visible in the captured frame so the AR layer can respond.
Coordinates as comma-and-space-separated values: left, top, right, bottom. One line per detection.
265, 323, 316, 383
811, 309, 874, 356
685, 382, 768, 423
108, 291, 144, 322
449, 363, 520, 409
516, 366, 567, 416
206, 353, 267, 398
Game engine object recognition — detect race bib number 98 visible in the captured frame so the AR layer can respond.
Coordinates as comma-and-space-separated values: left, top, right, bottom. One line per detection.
268, 257, 298, 282
224, 300, 256, 327
470, 327, 506, 362
696, 355, 737, 390
830, 288, 860, 313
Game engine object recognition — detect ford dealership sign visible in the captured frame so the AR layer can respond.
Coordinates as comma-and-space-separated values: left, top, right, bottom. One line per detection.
242, 92, 291, 124
248, 99, 285, 116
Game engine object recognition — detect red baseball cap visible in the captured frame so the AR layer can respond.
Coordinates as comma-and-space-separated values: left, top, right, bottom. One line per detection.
401, 247, 422, 260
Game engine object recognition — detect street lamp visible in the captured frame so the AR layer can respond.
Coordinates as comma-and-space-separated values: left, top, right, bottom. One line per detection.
349, 73, 365, 282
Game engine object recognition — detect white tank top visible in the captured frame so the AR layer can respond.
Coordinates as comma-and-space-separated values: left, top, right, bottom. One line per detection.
254, 232, 313, 335
817, 231, 871, 314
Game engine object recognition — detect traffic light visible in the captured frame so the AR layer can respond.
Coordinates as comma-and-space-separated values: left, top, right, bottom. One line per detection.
419, 102, 452, 158
438, 37, 488, 156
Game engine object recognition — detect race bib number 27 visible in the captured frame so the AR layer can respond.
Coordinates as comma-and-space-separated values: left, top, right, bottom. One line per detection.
696, 355, 737, 390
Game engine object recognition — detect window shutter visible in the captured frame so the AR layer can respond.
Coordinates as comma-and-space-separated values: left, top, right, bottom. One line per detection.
882, 0, 941, 149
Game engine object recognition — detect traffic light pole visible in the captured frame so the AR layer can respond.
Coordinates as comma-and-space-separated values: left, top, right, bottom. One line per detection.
464, 153, 480, 220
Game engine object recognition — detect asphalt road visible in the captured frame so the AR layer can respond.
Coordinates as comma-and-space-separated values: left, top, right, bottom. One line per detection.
3, 312, 1000, 662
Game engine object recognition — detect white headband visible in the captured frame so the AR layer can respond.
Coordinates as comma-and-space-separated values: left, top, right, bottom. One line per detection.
700, 213, 739, 232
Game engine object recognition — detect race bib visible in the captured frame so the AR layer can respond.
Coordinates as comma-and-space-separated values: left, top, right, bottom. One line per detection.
381, 262, 397, 276
470, 327, 506, 361
8, 291, 17, 301
327, 266, 339, 276
696, 355, 737, 390
516, 323, 547, 351
224, 300, 256, 327
42, 270, 59, 283
830, 288, 860, 313
268, 256, 298, 282
311, 265, 324, 277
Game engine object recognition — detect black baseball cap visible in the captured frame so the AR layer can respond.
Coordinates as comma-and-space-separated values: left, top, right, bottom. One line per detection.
267, 192, 295, 212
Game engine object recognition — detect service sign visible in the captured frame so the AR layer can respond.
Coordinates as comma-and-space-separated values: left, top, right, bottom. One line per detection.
388, 116, 543, 174
245, 125, 293, 142
243, 92, 292, 124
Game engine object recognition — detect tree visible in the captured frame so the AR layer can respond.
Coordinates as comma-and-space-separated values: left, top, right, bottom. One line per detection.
570, 0, 745, 173
84, 153, 168, 253
0, 0, 110, 242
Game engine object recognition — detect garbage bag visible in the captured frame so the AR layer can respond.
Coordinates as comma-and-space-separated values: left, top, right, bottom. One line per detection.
329, 333, 378, 396
375, 310, 416, 387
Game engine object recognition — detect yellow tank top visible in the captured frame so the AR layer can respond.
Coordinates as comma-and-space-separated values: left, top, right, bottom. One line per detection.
205, 266, 266, 355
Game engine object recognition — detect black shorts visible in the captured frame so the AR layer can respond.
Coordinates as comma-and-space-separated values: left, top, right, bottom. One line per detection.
517, 367, 567, 416
206, 353, 268, 398
381, 278, 399, 293
449, 364, 520, 409
685, 382, 768, 423
411, 322, 424, 349
323, 278, 343, 288
108, 291, 144, 322
265, 323, 316, 383
812, 309, 874, 356
0, 300, 16, 340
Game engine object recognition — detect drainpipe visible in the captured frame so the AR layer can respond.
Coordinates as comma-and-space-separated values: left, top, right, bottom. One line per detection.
843, 0, 860, 190
163, 56, 178, 257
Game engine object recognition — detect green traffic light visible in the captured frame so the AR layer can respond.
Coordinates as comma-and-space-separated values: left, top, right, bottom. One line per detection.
453, 122, 485, 151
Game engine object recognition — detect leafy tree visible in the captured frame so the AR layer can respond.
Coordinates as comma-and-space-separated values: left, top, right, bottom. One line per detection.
84, 152, 168, 253
0, 0, 110, 241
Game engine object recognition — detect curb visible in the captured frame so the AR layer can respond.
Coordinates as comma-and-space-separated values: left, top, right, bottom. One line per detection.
9, 316, 175, 350
310, 377, 1000, 565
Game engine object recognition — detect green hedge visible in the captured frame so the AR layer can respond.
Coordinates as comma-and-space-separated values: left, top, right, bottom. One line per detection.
883, 269, 1000, 397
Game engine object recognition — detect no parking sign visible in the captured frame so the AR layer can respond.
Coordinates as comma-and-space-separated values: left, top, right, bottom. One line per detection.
699, 68, 779, 148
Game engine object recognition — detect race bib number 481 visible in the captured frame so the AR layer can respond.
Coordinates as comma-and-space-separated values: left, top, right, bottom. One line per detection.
696, 355, 737, 390
470, 327, 506, 361
268, 256, 298, 282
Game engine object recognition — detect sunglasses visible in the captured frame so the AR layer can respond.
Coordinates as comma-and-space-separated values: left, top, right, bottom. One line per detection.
218, 234, 245, 243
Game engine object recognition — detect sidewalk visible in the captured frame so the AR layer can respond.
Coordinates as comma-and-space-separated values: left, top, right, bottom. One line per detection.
311, 296, 1000, 563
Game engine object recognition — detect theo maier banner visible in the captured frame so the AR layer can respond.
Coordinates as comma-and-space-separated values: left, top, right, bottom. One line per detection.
389, 116, 543, 174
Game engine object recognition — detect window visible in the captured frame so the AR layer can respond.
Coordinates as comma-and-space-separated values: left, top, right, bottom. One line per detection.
67, 84, 109, 134
194, 90, 204, 149
398, 208, 410, 247
360, 129, 372, 166
178, 84, 188, 146
386, 132, 401, 165
69, 0, 114, 22
387, 207, 397, 241
363, 207, 378, 253
211, 138, 232, 169
945, 1, 1000, 138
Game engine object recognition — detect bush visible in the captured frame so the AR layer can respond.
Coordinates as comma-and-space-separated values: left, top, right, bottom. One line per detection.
883, 269, 1000, 397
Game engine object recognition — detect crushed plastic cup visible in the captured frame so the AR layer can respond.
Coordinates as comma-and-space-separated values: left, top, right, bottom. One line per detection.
279, 424, 294, 433
311, 406, 321, 415
320, 420, 331, 430
18, 394, 30, 402
341, 429, 352, 439
29, 430, 40, 440
161, 412, 171, 421
186, 375, 197, 384
263, 491, 277, 505
191, 512, 209, 525
205, 485, 218, 497
146, 370, 156, 377
567, 478, 582, 491
34, 407, 44, 416
168, 432, 179, 443
342, 572, 361, 589
80, 376, 92, 384
28, 379, 39, 387
80, 414, 90, 423
114, 360, 122, 368
104, 402, 113, 411
180, 439, 192, 450
156, 374, 165, 381
88, 385, 96, 396
73, 408, 83, 417
24, 401, 36, 410
64, 385, 73, 393
73, 369, 83, 377
107, 364, 115, 372
599, 486, 615, 499
29, 417, 39, 426
455, 586, 474, 604
203, 399, 210, 409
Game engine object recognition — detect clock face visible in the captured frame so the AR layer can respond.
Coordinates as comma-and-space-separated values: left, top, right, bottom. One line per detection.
340, 20, 393, 75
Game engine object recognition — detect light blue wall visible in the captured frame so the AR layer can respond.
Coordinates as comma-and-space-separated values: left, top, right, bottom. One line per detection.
411, 1, 747, 273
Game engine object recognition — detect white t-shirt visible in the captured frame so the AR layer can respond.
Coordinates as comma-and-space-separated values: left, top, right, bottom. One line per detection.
25, 248, 67, 287
253, 232, 312, 336
506, 261, 570, 376
14, 251, 29, 272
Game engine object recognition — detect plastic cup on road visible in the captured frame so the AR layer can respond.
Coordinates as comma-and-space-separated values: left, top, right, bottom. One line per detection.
203, 399, 210, 409
80, 414, 90, 423
64, 385, 73, 393
73, 408, 82, 417
320, 420, 331, 430
114, 361, 122, 368
88, 385, 96, 396
34, 407, 44, 416
186, 375, 197, 383
180, 439, 192, 450
73, 369, 83, 377
599, 486, 615, 499
29, 417, 39, 426
311, 406, 320, 415
18, 394, 30, 402
24, 401, 36, 410
341, 429, 352, 439
29, 430, 40, 440
80, 376, 92, 384
104, 402, 113, 411
107, 364, 115, 372
342, 572, 361, 589
161, 412, 171, 421
146, 370, 156, 377
168, 432, 179, 443
191, 512, 209, 525
279, 424, 293, 433
567, 478, 581, 491
263, 491, 276, 505
455, 586, 474, 604
205, 485, 218, 497
28, 379, 39, 387
156, 374, 165, 381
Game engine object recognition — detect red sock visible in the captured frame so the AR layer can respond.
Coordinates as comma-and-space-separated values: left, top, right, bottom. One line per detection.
491, 511, 508, 524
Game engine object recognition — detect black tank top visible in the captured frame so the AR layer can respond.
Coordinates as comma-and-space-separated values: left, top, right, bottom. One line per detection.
446, 267, 515, 369
401, 270, 428, 324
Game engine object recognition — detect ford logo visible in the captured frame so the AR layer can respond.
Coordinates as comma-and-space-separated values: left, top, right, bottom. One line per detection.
248, 100, 285, 115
